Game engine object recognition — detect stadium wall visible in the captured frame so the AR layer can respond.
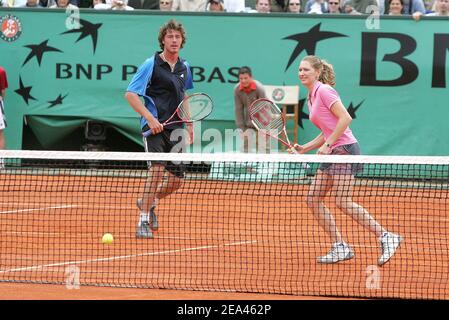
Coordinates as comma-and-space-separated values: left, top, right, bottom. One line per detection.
0, 9, 448, 155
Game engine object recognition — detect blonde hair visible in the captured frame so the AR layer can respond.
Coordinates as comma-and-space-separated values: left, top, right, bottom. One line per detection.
302, 55, 336, 87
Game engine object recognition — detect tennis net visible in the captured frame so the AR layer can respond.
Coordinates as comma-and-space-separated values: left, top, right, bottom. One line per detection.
0, 150, 448, 299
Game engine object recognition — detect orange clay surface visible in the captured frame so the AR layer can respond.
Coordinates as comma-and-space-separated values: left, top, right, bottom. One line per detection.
1, 174, 448, 299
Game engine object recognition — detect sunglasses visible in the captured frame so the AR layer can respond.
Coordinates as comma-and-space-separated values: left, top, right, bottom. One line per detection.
329, 2, 339, 4
289, 3, 300, 5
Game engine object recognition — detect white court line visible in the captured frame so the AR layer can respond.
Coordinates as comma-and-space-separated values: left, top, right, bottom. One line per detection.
0, 240, 258, 274
4, 202, 449, 224
0, 205, 78, 214
4, 231, 63, 237
0, 232, 258, 242
2, 228, 449, 248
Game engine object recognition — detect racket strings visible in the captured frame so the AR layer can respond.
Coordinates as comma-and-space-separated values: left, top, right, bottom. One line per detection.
250, 101, 284, 133
178, 97, 213, 121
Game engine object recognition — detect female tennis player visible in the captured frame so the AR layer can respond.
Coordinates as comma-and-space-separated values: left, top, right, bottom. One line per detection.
292, 55, 403, 265
125, 19, 194, 239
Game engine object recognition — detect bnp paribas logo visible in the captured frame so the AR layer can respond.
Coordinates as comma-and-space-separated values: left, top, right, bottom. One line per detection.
1, 14, 23, 42
14, 11, 102, 107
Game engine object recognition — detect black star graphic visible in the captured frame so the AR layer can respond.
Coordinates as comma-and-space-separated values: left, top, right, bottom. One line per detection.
48, 94, 68, 108
347, 100, 365, 119
22, 39, 62, 67
283, 23, 348, 71
14, 77, 37, 105
297, 98, 309, 129
61, 19, 102, 54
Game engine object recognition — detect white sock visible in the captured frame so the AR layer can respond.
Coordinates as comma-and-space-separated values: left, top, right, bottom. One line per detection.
139, 213, 149, 226
379, 231, 389, 241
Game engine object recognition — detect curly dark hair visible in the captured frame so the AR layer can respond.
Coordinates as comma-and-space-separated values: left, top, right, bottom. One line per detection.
158, 19, 187, 50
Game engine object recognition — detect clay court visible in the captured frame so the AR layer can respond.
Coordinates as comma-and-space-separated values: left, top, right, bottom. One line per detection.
1, 168, 448, 300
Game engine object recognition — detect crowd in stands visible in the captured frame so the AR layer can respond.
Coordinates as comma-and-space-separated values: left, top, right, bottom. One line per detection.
1, 0, 448, 17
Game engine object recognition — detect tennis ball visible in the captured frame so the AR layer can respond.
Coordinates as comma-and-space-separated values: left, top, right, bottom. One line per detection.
102, 233, 114, 244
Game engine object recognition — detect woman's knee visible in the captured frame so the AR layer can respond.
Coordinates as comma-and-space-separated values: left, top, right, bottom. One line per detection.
335, 197, 349, 210
306, 194, 322, 209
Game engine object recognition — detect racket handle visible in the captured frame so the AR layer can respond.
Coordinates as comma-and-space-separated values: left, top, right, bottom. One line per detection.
289, 144, 310, 170
287, 144, 299, 154
142, 128, 152, 137
142, 124, 165, 137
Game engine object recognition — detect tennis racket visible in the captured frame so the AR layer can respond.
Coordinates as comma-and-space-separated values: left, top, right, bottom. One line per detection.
143, 93, 213, 137
249, 98, 298, 152
249, 98, 310, 169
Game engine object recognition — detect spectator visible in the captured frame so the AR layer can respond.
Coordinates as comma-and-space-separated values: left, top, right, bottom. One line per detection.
342, 0, 377, 14
43, 0, 80, 6
233, 66, 270, 153
388, 0, 403, 14
415, 0, 449, 16
127, 0, 159, 9
49, 0, 78, 8
285, 0, 301, 12
384, 0, 426, 15
206, 0, 225, 10
37, 0, 56, 6
428, 0, 448, 14
110, 0, 134, 9
0, 66, 8, 152
255, 0, 271, 12
328, 0, 342, 12
22, 0, 44, 6
171, 0, 207, 11
2, 0, 27, 6
158, 0, 172, 10
305, 0, 329, 13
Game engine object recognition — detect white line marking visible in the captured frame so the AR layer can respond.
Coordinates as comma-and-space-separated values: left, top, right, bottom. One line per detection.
4, 231, 63, 237
224, 240, 258, 246
0, 240, 257, 274
0, 205, 78, 214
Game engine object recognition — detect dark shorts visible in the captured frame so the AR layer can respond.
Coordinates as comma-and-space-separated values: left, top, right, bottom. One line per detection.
143, 129, 186, 178
319, 142, 364, 175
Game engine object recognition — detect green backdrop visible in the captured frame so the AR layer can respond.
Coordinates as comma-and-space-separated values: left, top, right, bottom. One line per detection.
1, 9, 448, 155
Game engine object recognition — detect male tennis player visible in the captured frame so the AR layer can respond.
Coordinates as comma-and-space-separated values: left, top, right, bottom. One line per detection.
125, 19, 194, 239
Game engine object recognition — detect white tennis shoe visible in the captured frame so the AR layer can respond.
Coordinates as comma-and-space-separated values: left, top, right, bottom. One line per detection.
317, 242, 354, 264
137, 198, 158, 231
135, 221, 153, 239
378, 232, 403, 266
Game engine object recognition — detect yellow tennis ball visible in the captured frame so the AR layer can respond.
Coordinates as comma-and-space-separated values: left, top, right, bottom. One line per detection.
102, 233, 114, 244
